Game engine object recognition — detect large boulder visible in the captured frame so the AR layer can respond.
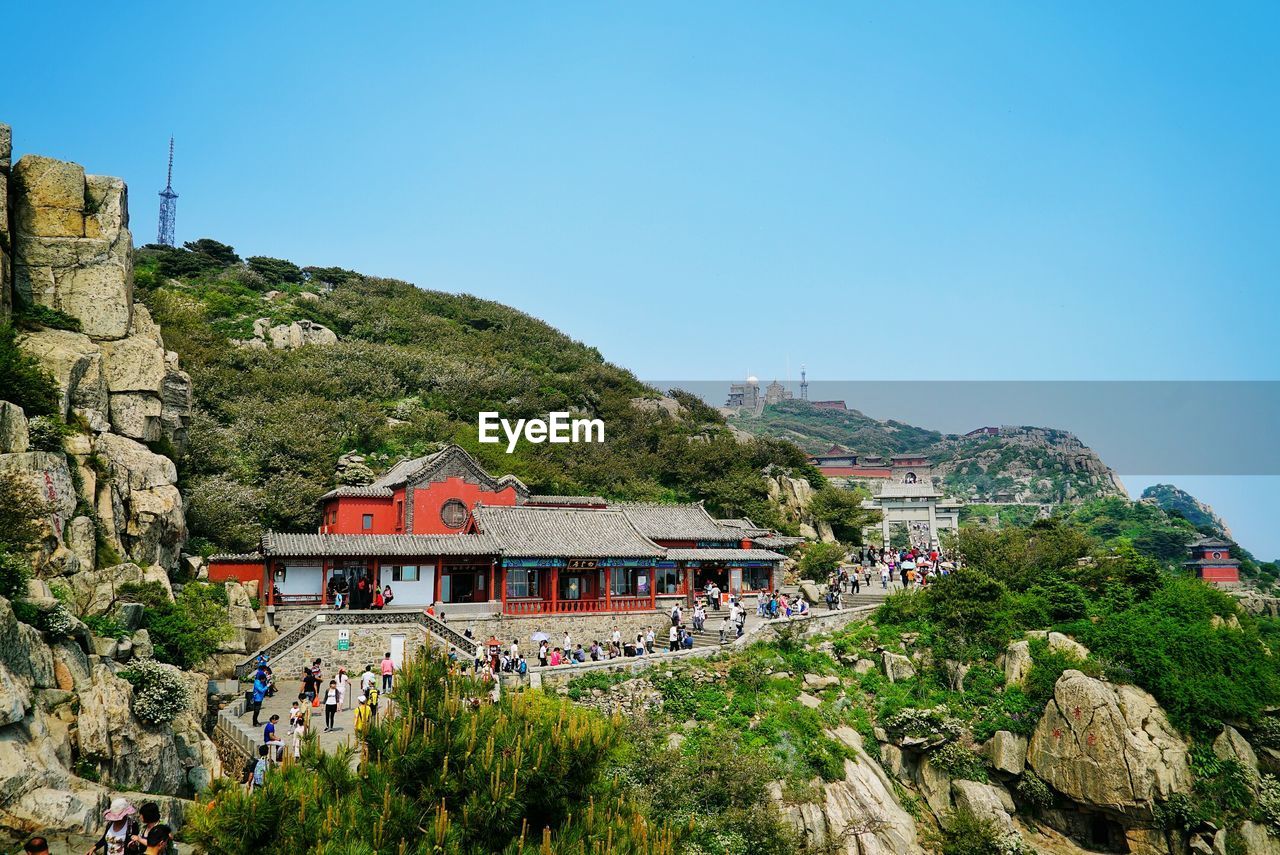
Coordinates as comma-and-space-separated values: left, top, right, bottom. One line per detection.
108, 391, 162, 441
1214, 725, 1260, 776
1028, 670, 1191, 818
0, 401, 29, 453
267, 319, 337, 349
18, 328, 109, 421
11, 156, 133, 340
1238, 821, 1280, 855
951, 780, 1016, 834
774, 726, 924, 854
881, 651, 916, 683
99, 306, 165, 393
67, 562, 147, 616
75, 662, 218, 796
1004, 639, 1033, 687
987, 730, 1028, 776
159, 351, 193, 450
0, 451, 77, 550
93, 434, 185, 569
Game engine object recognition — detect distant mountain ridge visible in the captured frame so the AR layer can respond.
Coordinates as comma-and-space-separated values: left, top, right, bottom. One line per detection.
729, 399, 1127, 505
1142, 483, 1232, 539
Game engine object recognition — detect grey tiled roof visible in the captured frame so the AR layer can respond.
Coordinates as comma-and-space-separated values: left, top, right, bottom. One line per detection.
472, 505, 664, 559
318, 485, 395, 501
611, 502, 735, 541
874, 482, 942, 499
526, 495, 607, 506
753, 536, 806, 549
664, 548, 786, 561
261, 531, 500, 558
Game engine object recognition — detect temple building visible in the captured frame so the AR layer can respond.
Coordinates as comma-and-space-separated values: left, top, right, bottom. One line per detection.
209, 444, 794, 620
1184, 535, 1241, 587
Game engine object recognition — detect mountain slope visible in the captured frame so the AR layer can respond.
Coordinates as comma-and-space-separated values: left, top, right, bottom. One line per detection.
1142, 483, 1232, 539
135, 243, 819, 553
730, 400, 1127, 504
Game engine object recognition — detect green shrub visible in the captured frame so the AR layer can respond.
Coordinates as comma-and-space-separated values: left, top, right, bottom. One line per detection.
40, 605, 76, 638
26, 415, 67, 451
941, 805, 1027, 855
1015, 771, 1053, 812
0, 550, 31, 601
0, 323, 60, 417
797, 541, 846, 582
1154, 792, 1211, 832
931, 741, 989, 782
1024, 638, 1100, 709
122, 581, 233, 669
16, 303, 82, 332
118, 658, 190, 724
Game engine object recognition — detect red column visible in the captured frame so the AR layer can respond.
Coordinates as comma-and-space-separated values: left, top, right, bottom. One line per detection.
265, 561, 274, 606
372, 559, 381, 599
320, 558, 329, 606
605, 567, 612, 611
490, 560, 497, 603
550, 566, 560, 615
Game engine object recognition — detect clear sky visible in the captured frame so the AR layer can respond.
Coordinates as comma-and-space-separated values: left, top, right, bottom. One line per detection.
6, 2, 1277, 556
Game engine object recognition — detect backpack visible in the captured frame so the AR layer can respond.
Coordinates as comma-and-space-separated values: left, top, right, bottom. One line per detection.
367, 687, 380, 707
252, 757, 268, 786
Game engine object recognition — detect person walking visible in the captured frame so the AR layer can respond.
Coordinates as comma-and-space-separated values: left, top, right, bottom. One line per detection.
291, 710, 306, 759
323, 679, 340, 732
668, 623, 679, 652
337, 667, 350, 710
249, 670, 270, 727
380, 652, 396, 692
360, 664, 376, 697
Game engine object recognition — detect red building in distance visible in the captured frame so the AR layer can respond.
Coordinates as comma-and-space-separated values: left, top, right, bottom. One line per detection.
1184, 535, 1241, 586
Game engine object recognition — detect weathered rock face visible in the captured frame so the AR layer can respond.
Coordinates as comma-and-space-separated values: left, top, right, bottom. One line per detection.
1028, 670, 1191, 818
18, 328, 109, 423
0, 124, 10, 319
765, 472, 835, 542
951, 780, 1016, 834
774, 727, 924, 855
1214, 725, 1260, 776
987, 730, 1028, 776
0, 401, 29, 453
11, 155, 133, 340
237, 317, 338, 350
93, 433, 185, 570
881, 651, 916, 683
0, 450, 77, 554
77, 663, 220, 795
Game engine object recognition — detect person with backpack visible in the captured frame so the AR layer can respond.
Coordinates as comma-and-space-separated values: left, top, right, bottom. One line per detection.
245, 744, 270, 791
354, 695, 372, 762
367, 684, 380, 719
323, 679, 340, 732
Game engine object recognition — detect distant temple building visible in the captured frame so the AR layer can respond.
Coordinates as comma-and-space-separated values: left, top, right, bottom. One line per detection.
808, 446, 932, 484
209, 444, 795, 618
725, 375, 792, 414
1184, 535, 1240, 587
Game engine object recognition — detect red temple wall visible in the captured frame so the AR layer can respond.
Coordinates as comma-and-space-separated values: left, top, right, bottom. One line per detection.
1200, 566, 1240, 583
411, 477, 519, 534
208, 559, 264, 586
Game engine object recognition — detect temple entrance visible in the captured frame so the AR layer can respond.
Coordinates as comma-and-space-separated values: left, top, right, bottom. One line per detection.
558, 570, 599, 602
693, 564, 728, 594
441, 564, 489, 603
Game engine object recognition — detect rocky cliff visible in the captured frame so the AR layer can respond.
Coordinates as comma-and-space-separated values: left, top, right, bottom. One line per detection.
0, 122, 221, 839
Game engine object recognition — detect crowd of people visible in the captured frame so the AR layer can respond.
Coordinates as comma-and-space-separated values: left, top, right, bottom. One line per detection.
15, 796, 177, 855
321, 573, 396, 610
833, 545, 955, 594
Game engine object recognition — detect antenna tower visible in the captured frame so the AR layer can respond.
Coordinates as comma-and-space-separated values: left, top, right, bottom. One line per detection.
156, 137, 178, 246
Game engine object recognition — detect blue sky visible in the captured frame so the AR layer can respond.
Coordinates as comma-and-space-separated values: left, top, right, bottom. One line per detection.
6, 2, 1277, 556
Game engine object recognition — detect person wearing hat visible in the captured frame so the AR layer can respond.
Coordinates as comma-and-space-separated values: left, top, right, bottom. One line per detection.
89, 797, 139, 854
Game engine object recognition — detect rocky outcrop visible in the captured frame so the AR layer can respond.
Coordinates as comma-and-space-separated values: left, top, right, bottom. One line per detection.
629, 395, 685, 418
11, 156, 133, 340
951, 780, 1016, 834
77, 664, 220, 794
0, 124, 10, 319
237, 317, 338, 350
774, 726, 924, 855
1028, 670, 1190, 818
765, 471, 835, 542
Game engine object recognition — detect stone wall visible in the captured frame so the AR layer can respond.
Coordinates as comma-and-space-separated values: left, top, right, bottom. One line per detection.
266, 621, 433, 681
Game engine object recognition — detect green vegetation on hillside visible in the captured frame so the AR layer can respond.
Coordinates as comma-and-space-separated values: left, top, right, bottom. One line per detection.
191, 651, 791, 855
135, 242, 820, 553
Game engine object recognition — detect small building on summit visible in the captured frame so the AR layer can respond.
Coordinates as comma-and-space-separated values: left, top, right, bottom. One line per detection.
1184, 536, 1241, 587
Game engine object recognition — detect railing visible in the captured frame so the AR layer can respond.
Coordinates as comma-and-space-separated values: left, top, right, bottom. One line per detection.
235, 608, 478, 678
273, 593, 322, 605
502, 596, 656, 615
